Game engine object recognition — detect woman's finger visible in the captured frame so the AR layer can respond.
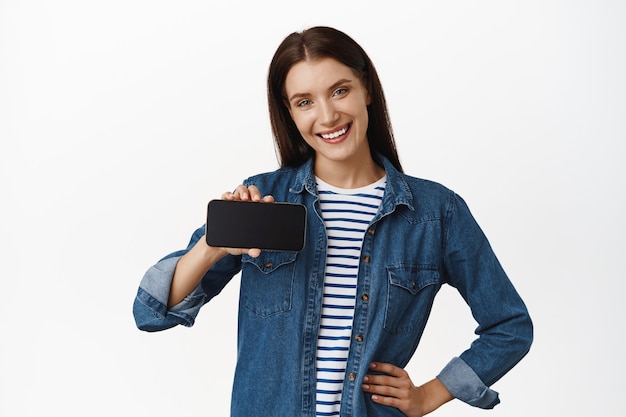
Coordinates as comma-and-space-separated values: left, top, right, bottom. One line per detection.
362, 379, 402, 396
369, 362, 407, 378
234, 185, 251, 200
223, 185, 265, 201
363, 374, 399, 389
246, 185, 262, 201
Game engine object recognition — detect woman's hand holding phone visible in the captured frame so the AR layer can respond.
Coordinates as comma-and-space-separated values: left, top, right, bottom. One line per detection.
222, 184, 275, 204
207, 185, 306, 253
215, 185, 275, 258
167, 185, 275, 307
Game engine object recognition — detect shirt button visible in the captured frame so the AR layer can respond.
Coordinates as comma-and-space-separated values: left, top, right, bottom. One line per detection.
363, 255, 371, 263
265, 262, 273, 269
355, 334, 363, 342
361, 293, 369, 302
348, 373, 356, 381
367, 228, 375, 236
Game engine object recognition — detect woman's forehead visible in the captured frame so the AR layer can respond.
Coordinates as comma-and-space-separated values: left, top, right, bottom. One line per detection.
284, 58, 359, 95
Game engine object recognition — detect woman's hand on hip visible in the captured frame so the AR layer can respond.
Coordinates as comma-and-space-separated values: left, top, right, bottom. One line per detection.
362, 362, 452, 417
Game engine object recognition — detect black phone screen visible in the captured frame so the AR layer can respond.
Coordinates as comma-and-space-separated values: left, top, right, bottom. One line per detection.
205, 200, 306, 251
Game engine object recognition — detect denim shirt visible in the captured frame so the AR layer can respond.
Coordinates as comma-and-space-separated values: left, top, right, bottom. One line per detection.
133, 155, 533, 417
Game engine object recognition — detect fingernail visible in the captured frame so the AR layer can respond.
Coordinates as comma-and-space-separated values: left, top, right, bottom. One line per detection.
363, 376, 369, 382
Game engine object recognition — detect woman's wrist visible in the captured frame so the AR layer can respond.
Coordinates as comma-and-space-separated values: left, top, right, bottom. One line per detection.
420, 378, 453, 415
195, 236, 229, 263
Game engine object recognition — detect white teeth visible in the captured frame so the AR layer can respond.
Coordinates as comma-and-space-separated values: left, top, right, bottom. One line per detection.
321, 127, 347, 139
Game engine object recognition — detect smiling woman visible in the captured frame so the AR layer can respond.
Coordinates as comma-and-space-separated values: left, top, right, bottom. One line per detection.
133, 26, 532, 417
284, 58, 379, 188
267, 27, 402, 175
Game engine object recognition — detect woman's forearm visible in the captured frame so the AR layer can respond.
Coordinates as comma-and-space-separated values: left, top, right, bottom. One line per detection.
167, 236, 227, 307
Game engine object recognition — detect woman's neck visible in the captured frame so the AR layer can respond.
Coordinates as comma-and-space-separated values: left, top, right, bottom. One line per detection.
314, 156, 385, 189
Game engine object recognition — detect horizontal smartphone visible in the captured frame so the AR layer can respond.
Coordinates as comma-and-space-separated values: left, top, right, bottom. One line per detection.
205, 199, 307, 251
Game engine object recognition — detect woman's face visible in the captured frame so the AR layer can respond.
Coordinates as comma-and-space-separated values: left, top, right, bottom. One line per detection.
284, 57, 371, 173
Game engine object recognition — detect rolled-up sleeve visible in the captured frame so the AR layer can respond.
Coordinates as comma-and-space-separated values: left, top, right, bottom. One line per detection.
133, 226, 241, 332
133, 255, 208, 331
437, 357, 500, 408
440, 192, 533, 407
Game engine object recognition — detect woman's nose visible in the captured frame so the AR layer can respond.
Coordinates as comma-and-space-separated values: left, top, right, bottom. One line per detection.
318, 100, 339, 126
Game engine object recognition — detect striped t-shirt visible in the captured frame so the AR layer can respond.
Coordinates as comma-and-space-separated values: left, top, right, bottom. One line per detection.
315, 175, 386, 417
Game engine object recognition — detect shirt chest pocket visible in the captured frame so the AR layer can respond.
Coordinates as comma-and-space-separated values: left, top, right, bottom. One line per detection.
241, 251, 298, 318
384, 265, 441, 334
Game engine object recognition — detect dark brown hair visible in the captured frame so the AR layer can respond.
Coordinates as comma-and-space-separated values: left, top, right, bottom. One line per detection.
267, 26, 403, 172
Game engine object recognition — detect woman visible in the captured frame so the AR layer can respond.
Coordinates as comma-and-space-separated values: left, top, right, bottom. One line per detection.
133, 26, 533, 417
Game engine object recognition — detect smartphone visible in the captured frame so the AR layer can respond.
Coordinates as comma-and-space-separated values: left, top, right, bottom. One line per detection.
205, 199, 307, 251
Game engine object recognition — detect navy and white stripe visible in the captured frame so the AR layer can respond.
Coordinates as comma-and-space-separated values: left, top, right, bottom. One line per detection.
315, 176, 386, 417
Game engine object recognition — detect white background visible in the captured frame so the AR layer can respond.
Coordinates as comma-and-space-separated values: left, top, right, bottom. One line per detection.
1, 1, 625, 416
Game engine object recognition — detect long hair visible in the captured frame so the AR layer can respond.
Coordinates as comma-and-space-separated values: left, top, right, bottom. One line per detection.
267, 26, 403, 172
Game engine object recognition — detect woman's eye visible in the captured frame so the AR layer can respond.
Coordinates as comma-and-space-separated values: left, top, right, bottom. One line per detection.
333, 87, 348, 97
296, 99, 311, 107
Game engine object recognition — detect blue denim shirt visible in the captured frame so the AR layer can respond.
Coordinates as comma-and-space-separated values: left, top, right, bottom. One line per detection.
133, 155, 533, 416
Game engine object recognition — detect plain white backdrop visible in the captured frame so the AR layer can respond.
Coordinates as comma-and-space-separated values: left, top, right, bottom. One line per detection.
1, 1, 625, 416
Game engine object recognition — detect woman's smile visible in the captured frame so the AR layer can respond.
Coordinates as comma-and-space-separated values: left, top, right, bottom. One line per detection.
318, 123, 351, 142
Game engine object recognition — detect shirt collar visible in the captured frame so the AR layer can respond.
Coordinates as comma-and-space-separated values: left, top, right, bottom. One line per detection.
289, 154, 414, 212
